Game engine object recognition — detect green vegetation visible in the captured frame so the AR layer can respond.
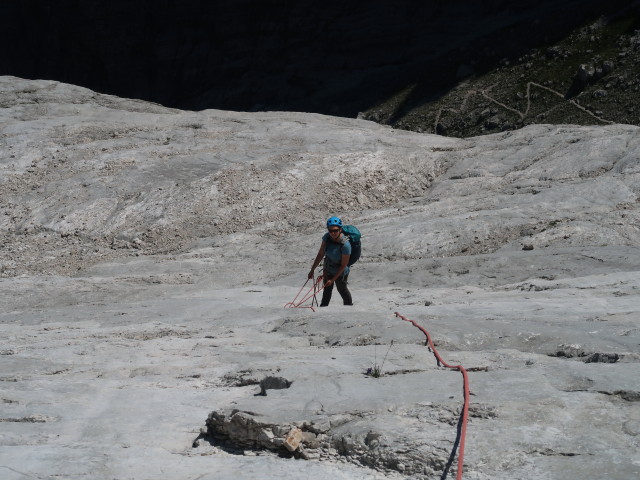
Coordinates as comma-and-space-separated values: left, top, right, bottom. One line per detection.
367, 341, 394, 378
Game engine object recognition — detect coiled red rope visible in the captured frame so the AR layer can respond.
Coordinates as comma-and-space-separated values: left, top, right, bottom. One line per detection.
395, 312, 470, 480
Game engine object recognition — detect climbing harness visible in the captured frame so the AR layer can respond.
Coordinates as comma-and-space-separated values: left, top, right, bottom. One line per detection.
284, 274, 325, 311
395, 312, 470, 480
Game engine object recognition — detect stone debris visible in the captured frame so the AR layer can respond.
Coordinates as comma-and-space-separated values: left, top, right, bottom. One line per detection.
283, 427, 303, 452
203, 407, 457, 477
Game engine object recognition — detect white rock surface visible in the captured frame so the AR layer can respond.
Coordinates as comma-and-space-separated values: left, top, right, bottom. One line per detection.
1, 76, 639, 479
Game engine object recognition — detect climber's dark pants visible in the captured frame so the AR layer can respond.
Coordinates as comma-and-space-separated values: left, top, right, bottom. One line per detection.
320, 272, 352, 306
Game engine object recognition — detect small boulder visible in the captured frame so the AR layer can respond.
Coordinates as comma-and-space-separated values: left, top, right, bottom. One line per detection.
283, 427, 303, 452
577, 64, 595, 83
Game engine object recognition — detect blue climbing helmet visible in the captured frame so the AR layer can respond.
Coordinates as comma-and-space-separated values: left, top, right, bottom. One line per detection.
326, 216, 343, 228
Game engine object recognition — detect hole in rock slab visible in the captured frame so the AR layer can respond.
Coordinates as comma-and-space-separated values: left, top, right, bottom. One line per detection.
222, 369, 290, 390
548, 344, 587, 359
599, 390, 640, 402
195, 410, 332, 460
222, 371, 261, 387
257, 376, 293, 396
583, 352, 620, 363
196, 407, 465, 478
548, 344, 622, 363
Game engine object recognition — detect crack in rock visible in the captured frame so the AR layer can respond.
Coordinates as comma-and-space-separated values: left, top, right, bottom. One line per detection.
0, 414, 57, 423
532, 447, 589, 457
598, 390, 640, 402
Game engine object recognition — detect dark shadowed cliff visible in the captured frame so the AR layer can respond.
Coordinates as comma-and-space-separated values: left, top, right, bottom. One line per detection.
0, 0, 634, 118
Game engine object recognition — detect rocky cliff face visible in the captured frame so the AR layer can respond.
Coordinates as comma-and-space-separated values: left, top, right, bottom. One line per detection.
0, 0, 632, 118
362, 6, 640, 136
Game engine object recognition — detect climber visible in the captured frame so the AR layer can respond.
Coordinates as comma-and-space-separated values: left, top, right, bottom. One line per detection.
308, 216, 353, 306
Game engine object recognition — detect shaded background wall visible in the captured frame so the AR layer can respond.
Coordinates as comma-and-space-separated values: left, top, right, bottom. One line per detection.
0, 0, 633, 115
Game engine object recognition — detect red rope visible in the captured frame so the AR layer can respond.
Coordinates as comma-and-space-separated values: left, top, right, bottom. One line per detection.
284, 277, 311, 308
294, 276, 324, 309
284, 275, 325, 311
395, 312, 470, 480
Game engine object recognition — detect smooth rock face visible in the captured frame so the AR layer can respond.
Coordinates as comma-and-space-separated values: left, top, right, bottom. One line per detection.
1, 77, 639, 479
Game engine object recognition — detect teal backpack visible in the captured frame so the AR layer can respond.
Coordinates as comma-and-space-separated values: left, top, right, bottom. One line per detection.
341, 225, 361, 266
